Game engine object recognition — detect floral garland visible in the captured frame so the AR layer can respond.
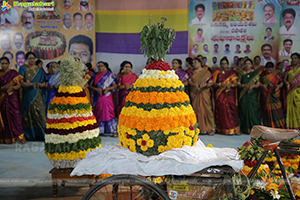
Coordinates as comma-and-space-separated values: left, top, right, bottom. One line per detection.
139, 69, 178, 79
58, 85, 83, 94
134, 78, 183, 88
46, 144, 102, 161
125, 90, 189, 105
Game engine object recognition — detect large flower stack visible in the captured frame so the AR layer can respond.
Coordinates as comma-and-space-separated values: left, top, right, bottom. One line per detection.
44, 57, 101, 168
118, 59, 199, 156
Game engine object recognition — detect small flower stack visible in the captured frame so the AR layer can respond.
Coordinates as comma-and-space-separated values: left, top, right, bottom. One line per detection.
118, 59, 199, 156
44, 57, 101, 169
45, 85, 102, 168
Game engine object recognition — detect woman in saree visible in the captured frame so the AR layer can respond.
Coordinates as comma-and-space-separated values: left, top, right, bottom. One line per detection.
19, 52, 47, 141
189, 57, 215, 135
261, 62, 285, 128
88, 61, 118, 137
0, 57, 26, 144
45, 62, 60, 113
237, 58, 261, 134
285, 53, 300, 129
172, 59, 189, 94
185, 57, 194, 78
117, 61, 138, 115
253, 56, 265, 75
212, 57, 240, 135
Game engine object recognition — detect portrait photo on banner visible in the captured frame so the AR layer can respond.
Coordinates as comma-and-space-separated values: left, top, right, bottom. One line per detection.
0, 0, 96, 72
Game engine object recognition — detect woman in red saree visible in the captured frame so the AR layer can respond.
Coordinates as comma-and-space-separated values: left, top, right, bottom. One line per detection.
117, 61, 138, 115
0, 57, 26, 144
261, 62, 285, 128
189, 58, 215, 135
212, 57, 239, 135
285, 53, 300, 129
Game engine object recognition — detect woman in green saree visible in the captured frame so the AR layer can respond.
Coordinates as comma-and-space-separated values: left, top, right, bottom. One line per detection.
19, 52, 47, 141
238, 58, 261, 134
285, 53, 300, 129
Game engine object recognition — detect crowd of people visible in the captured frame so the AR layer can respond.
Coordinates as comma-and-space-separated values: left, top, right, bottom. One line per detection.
0, 51, 300, 144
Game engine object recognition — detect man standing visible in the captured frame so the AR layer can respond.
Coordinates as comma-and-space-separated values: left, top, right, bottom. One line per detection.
68, 35, 94, 64
279, 39, 292, 57
63, 12, 72, 30
13, 33, 24, 50
280, 8, 297, 35
73, 13, 83, 30
260, 44, 276, 66
78, 0, 93, 11
262, 3, 277, 24
21, 10, 34, 32
192, 4, 208, 25
0, 0, 19, 24
84, 13, 94, 30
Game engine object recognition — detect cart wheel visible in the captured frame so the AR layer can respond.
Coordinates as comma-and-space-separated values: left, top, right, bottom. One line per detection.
82, 174, 169, 200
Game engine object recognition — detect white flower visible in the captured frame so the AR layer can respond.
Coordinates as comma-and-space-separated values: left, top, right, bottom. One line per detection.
139, 74, 146, 79
253, 180, 267, 190
270, 190, 280, 199
45, 128, 99, 144
142, 69, 147, 74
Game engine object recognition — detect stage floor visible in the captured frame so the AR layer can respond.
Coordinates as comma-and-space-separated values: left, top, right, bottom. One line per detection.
0, 133, 255, 199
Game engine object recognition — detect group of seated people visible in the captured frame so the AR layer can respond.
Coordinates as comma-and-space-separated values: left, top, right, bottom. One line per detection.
0, 51, 299, 144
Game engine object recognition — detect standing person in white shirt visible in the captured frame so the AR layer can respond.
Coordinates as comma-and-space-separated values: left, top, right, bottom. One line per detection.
279, 8, 297, 35
0, 2, 19, 24
279, 39, 293, 57
191, 4, 208, 25
260, 44, 276, 66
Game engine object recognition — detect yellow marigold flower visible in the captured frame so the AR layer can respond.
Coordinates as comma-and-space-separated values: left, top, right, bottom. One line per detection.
292, 164, 298, 170
294, 139, 300, 144
137, 134, 154, 151
183, 137, 192, 146
158, 145, 165, 153
295, 190, 300, 197
250, 190, 254, 195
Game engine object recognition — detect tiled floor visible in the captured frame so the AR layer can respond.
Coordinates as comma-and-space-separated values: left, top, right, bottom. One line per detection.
0, 134, 250, 199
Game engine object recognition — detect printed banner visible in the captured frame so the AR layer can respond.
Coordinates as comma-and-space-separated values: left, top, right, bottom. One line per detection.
188, 0, 300, 68
0, 0, 95, 72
